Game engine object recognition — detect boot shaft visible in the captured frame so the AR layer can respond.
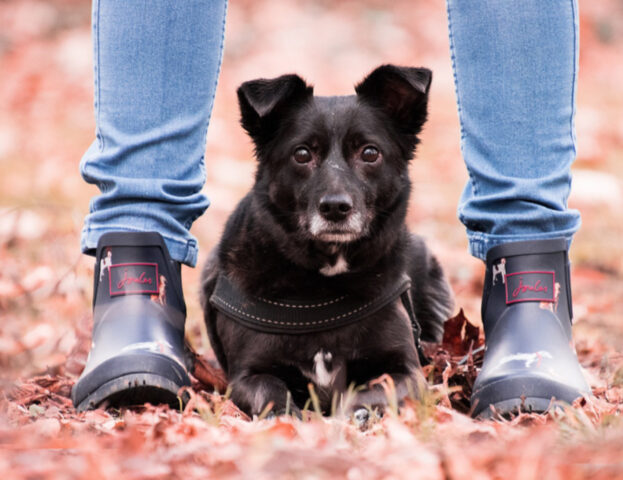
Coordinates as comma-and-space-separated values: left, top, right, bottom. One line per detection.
93, 232, 186, 315
482, 238, 573, 340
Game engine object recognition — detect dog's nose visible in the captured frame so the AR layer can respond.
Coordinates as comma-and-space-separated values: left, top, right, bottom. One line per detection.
318, 193, 353, 221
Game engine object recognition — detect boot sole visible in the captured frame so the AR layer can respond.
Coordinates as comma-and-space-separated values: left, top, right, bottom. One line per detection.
72, 352, 191, 411
471, 375, 586, 419
474, 396, 557, 419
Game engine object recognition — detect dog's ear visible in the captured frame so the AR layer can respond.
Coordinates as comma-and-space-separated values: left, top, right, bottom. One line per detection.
355, 65, 431, 134
237, 74, 313, 142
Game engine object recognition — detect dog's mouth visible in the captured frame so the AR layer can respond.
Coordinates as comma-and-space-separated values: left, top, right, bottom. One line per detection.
314, 231, 360, 243
306, 212, 365, 244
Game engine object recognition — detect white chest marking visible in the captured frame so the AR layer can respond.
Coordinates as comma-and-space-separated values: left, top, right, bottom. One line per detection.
319, 255, 349, 276
313, 350, 334, 387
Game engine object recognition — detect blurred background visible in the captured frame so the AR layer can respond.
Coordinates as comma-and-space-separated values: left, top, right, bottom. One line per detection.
1, 0, 622, 385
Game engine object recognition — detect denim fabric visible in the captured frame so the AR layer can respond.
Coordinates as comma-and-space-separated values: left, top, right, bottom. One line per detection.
446, 0, 581, 260
81, 0, 580, 266
80, 0, 227, 267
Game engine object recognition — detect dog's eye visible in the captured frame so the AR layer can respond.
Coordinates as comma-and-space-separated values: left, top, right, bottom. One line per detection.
361, 146, 380, 163
293, 147, 312, 164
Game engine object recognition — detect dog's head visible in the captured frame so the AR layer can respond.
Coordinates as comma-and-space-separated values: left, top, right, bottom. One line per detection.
238, 64, 431, 246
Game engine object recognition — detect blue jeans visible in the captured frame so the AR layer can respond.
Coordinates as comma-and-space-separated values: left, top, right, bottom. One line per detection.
80, 0, 227, 267
81, 0, 580, 265
446, 0, 581, 260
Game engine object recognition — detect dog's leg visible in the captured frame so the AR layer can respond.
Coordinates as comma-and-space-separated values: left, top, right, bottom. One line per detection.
407, 234, 454, 342
347, 372, 424, 415
230, 373, 300, 417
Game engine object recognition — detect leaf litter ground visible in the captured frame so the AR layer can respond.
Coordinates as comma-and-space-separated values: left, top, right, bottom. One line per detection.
3, 299, 623, 479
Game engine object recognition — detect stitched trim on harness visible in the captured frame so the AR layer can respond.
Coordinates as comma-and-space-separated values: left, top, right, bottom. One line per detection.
208, 273, 413, 334
255, 296, 347, 309
211, 294, 377, 326
208, 273, 427, 363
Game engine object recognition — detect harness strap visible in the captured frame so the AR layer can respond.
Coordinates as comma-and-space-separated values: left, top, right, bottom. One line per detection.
399, 288, 429, 366
209, 273, 427, 363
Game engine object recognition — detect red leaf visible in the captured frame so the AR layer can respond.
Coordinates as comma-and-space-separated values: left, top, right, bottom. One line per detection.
191, 351, 228, 393
441, 309, 482, 357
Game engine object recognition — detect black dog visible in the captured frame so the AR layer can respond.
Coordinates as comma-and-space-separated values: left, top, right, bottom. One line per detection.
200, 65, 453, 417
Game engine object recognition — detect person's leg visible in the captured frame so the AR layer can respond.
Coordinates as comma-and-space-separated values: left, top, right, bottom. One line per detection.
446, 0, 589, 417
80, 0, 228, 267
446, 0, 580, 261
73, 0, 227, 411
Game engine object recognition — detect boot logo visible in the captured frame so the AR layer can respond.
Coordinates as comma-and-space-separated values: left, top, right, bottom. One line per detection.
505, 271, 555, 304
492, 258, 506, 285
109, 263, 159, 296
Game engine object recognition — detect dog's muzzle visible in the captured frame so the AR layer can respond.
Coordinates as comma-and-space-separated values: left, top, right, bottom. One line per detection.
308, 211, 365, 243
307, 193, 365, 243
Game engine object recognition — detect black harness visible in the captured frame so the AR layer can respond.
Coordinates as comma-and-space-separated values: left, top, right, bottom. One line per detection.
209, 273, 426, 364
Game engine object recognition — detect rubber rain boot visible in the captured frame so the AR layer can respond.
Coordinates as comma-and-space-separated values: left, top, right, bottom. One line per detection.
72, 232, 191, 411
471, 238, 590, 418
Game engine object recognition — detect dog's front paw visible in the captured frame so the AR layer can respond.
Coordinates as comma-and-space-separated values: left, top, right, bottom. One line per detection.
345, 388, 389, 417
345, 373, 424, 420
269, 405, 303, 420
351, 407, 375, 430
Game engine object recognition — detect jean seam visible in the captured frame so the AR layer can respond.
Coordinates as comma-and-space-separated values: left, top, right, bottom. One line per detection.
468, 228, 578, 260
474, 230, 576, 240
93, 0, 103, 151
568, 0, 578, 205
446, 0, 479, 200
183, 0, 227, 232
82, 223, 198, 264
204, 0, 228, 142
83, 223, 187, 243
